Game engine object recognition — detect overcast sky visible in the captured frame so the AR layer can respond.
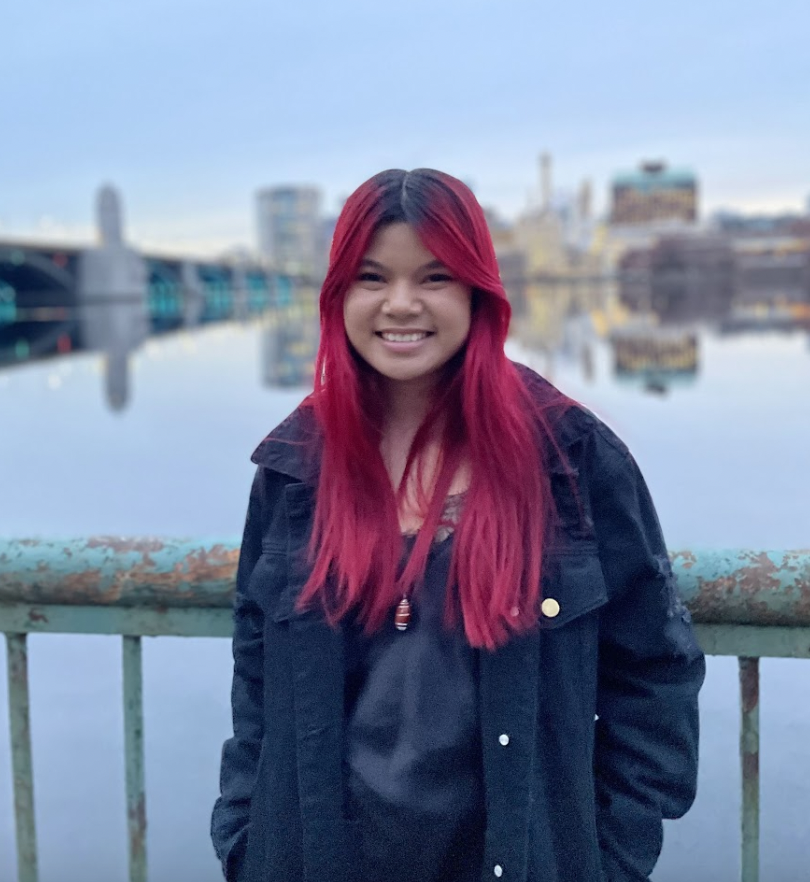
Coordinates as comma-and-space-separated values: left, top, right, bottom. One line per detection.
3, 0, 808, 255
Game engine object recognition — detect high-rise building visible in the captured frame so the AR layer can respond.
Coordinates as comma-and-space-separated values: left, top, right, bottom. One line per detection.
256, 186, 324, 275
610, 162, 698, 226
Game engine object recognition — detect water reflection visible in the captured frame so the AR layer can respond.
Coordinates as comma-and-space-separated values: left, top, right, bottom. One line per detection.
611, 326, 699, 396
2, 272, 809, 415
79, 302, 148, 411
260, 285, 320, 388
511, 277, 809, 398
1, 289, 322, 411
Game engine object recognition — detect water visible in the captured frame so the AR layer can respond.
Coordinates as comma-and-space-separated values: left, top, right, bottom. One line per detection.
1, 318, 809, 881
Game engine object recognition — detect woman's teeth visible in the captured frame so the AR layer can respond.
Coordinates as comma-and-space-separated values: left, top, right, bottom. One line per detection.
380, 332, 429, 342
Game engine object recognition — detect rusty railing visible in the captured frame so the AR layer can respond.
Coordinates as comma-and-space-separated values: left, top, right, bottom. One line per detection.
1, 539, 809, 882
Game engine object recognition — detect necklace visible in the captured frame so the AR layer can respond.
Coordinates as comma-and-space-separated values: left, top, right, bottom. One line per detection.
394, 596, 412, 631
392, 491, 466, 632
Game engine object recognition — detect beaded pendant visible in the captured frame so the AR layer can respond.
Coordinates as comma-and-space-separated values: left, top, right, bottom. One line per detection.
394, 596, 411, 631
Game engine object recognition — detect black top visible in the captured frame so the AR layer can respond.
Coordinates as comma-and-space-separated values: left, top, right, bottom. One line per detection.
343, 532, 485, 882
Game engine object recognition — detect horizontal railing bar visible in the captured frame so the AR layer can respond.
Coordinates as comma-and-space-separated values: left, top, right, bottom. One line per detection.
0, 603, 232, 637
673, 549, 810, 626
1, 541, 809, 627
2, 608, 810, 661
694, 624, 810, 659
0, 538, 240, 608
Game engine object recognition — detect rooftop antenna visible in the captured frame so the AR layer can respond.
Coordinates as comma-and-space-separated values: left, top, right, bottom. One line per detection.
540, 153, 552, 212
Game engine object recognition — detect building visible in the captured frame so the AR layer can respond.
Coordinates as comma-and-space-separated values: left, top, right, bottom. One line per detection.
256, 186, 324, 276
708, 212, 810, 306
610, 162, 698, 226
733, 241, 810, 307
711, 210, 810, 240
618, 235, 735, 322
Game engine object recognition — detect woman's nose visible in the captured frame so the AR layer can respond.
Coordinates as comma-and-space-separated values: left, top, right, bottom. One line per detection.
382, 281, 421, 315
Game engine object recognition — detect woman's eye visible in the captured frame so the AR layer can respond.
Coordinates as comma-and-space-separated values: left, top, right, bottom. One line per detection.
424, 273, 452, 284
358, 272, 384, 283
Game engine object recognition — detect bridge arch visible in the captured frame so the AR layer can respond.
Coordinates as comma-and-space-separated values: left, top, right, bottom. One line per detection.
0, 247, 79, 362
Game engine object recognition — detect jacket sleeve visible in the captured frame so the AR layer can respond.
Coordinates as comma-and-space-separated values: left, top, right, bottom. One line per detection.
211, 467, 268, 881
587, 430, 706, 882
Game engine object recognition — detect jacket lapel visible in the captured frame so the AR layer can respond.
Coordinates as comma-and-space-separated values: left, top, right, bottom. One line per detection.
281, 482, 351, 882
479, 632, 540, 882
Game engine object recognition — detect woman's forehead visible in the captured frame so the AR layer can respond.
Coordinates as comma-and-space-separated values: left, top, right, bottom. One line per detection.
363, 222, 442, 270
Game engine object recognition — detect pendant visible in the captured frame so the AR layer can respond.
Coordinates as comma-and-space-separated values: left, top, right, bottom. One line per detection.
394, 596, 411, 631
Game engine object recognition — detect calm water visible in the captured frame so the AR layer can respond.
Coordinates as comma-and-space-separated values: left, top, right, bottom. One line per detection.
1, 318, 809, 881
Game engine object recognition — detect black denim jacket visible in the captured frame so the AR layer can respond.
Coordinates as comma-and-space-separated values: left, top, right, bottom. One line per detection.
211, 365, 705, 882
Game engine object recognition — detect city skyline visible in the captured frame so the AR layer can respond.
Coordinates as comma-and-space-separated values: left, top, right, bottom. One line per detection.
4, 0, 809, 255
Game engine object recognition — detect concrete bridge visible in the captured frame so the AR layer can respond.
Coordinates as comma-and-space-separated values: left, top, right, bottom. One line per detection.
0, 186, 314, 366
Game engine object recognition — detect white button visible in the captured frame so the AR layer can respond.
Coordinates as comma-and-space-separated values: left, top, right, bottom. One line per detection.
494, 866, 503, 878
498, 733, 510, 746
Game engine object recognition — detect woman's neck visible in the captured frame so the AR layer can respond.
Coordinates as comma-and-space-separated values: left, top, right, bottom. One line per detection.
378, 378, 469, 525
378, 381, 437, 495
381, 376, 436, 435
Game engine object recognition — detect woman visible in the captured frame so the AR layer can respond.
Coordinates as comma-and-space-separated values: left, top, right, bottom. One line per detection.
211, 169, 705, 882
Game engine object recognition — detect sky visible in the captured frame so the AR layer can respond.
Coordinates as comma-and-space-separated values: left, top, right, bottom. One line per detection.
2, 0, 809, 256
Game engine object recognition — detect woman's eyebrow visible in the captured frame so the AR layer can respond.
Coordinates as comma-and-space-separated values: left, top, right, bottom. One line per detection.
359, 258, 447, 271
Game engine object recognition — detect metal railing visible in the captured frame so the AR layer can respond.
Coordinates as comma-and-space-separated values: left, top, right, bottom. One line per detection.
1, 539, 809, 882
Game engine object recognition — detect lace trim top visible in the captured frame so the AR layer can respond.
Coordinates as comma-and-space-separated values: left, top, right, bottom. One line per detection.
401, 490, 467, 544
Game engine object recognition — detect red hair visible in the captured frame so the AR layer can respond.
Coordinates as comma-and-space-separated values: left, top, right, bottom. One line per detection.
297, 169, 568, 650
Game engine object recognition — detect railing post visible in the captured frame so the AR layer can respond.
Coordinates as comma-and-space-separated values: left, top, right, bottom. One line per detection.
739, 656, 760, 882
5, 633, 38, 882
123, 635, 147, 882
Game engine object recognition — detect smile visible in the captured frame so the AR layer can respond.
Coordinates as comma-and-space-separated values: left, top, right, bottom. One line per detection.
377, 331, 433, 343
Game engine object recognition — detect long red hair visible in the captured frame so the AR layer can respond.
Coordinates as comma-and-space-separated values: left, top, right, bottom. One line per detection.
297, 168, 567, 650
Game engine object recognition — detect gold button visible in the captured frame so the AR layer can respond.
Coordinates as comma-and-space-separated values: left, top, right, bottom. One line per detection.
541, 597, 560, 618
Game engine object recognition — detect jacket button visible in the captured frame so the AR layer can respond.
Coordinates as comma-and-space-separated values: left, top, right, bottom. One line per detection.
498, 733, 510, 746
494, 866, 503, 877
541, 597, 560, 618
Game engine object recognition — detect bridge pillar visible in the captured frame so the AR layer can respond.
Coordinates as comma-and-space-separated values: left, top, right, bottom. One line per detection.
77, 186, 148, 411
231, 260, 249, 322
180, 261, 204, 327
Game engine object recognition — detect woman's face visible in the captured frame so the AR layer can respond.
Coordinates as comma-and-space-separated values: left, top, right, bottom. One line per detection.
343, 222, 472, 392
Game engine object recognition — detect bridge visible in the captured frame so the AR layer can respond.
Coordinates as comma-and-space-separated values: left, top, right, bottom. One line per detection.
0, 186, 318, 368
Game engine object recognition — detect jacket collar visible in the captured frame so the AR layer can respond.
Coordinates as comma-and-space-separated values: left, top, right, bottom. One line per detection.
247, 363, 591, 483
250, 401, 322, 484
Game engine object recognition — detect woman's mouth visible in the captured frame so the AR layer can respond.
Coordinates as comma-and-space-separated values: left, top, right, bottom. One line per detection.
376, 331, 433, 343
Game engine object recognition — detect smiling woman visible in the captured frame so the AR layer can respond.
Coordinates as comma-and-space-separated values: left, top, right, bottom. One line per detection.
211, 168, 705, 882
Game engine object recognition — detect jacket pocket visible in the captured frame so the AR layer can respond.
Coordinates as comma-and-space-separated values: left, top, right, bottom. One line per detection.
539, 546, 609, 629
